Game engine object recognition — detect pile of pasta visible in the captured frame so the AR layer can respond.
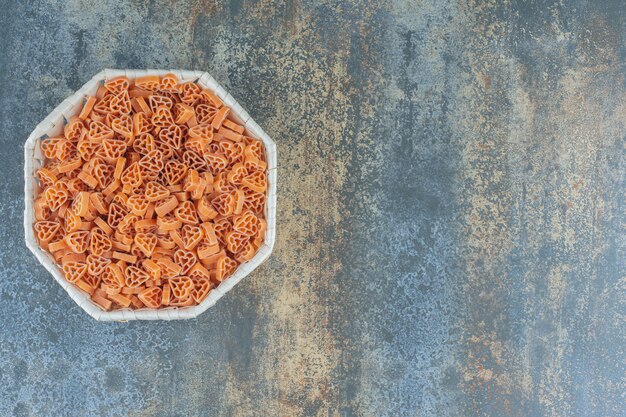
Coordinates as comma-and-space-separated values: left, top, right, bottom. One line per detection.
33, 73, 268, 311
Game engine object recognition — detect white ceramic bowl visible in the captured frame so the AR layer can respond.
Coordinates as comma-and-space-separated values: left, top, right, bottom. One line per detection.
24, 69, 277, 321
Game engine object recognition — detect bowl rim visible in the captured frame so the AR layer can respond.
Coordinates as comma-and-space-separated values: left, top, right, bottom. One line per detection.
24, 69, 277, 321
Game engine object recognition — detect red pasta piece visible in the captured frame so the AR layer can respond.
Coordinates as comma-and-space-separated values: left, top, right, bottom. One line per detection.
79, 96, 96, 120
34, 198, 51, 222
213, 172, 233, 193
102, 264, 125, 289
77, 139, 100, 161
182, 150, 206, 172
41, 137, 63, 159
213, 254, 238, 282
117, 213, 140, 236
220, 141, 243, 165
154, 195, 178, 217
90, 192, 108, 215
227, 163, 247, 185
245, 140, 265, 160
196, 236, 219, 259
199, 88, 223, 108
183, 169, 200, 193
64, 209, 81, 233
127, 194, 149, 216
132, 111, 151, 136
210, 192, 236, 216
174, 103, 194, 124
211, 107, 230, 130
213, 217, 233, 245
101, 138, 127, 159
179, 82, 202, 106
156, 257, 181, 279
149, 95, 174, 112
189, 263, 211, 282
195, 104, 217, 124
55, 139, 75, 161
244, 154, 267, 172
235, 242, 257, 262
93, 93, 114, 115
36, 168, 58, 189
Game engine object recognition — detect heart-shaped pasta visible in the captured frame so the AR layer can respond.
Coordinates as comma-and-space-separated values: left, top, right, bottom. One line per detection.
28, 71, 273, 317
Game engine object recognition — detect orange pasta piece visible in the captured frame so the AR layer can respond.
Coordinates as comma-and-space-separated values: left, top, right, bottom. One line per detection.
135, 75, 160, 91
125, 265, 150, 287
174, 249, 197, 275
211, 107, 229, 130
174, 200, 199, 225
169, 276, 194, 300
218, 126, 243, 142
34, 221, 61, 243
192, 278, 213, 303
134, 232, 157, 257
92, 292, 113, 310
169, 229, 186, 249
112, 251, 137, 264
108, 292, 132, 308
76, 279, 96, 295
188, 262, 210, 280
79, 96, 97, 120
138, 286, 162, 308
104, 77, 130, 94
155, 195, 178, 217
181, 224, 203, 250
161, 284, 171, 306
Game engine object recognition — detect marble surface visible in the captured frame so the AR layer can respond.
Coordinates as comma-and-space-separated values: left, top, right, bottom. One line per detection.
0, 1, 623, 416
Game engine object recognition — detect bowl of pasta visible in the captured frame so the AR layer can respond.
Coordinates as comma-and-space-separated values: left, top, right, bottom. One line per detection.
24, 69, 276, 321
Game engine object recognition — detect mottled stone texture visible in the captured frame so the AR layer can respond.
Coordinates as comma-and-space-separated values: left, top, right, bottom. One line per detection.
0, 0, 623, 416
